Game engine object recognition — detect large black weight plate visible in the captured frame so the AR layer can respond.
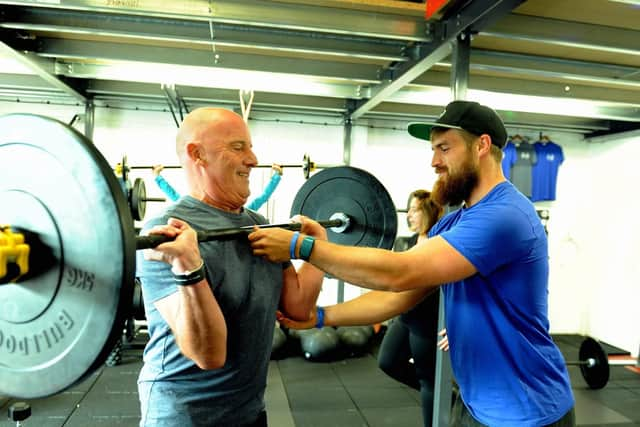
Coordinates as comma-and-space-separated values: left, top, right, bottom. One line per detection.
291, 166, 397, 249
0, 114, 136, 399
579, 337, 610, 389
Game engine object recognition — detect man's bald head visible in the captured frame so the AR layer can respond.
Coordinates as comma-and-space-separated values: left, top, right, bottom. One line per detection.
174, 107, 256, 211
176, 108, 246, 162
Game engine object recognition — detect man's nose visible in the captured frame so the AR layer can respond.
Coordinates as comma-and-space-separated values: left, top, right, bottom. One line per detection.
245, 149, 258, 167
430, 152, 440, 168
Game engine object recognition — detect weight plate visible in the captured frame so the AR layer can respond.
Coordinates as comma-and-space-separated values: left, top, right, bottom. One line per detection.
130, 178, 147, 221
302, 153, 310, 180
132, 278, 146, 321
579, 337, 610, 389
0, 114, 136, 399
120, 154, 129, 183
290, 166, 397, 249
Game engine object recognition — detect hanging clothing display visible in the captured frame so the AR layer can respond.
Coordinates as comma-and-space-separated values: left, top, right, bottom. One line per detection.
510, 140, 536, 199
531, 138, 564, 202
502, 141, 517, 180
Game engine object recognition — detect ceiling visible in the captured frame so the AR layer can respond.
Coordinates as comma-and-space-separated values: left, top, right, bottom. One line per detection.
0, 0, 639, 136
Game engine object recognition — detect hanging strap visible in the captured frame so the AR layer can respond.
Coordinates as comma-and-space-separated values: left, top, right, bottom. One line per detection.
239, 89, 254, 123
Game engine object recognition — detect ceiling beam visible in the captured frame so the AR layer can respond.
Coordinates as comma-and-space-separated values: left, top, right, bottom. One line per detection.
348, 0, 526, 120
0, 40, 86, 102
466, 49, 640, 81
483, 13, 640, 57
1, 0, 428, 41
37, 37, 381, 85
1, 6, 409, 63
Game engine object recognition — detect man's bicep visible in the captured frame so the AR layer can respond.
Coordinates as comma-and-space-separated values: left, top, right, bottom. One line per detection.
281, 263, 297, 292
279, 264, 316, 320
404, 236, 477, 287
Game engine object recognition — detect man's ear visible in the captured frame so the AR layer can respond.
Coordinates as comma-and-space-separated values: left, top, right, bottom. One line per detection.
477, 134, 492, 156
186, 142, 205, 165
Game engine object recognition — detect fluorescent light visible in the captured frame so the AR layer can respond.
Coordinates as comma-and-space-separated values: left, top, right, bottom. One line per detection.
390, 85, 640, 121
0, 56, 37, 75
55, 60, 362, 99
608, 0, 640, 5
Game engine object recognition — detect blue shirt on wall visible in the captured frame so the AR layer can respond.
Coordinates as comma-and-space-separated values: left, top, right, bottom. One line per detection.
501, 141, 517, 180
532, 140, 564, 202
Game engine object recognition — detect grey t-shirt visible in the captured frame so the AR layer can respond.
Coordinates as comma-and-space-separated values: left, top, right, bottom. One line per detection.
136, 196, 285, 426
510, 142, 537, 198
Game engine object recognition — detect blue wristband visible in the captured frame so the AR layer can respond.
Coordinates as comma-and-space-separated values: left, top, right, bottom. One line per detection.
298, 236, 316, 261
315, 306, 325, 329
289, 231, 300, 260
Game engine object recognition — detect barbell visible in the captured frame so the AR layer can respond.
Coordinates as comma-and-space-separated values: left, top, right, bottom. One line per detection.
0, 113, 397, 399
124, 153, 339, 180
116, 152, 341, 221
567, 336, 638, 390
114, 157, 166, 221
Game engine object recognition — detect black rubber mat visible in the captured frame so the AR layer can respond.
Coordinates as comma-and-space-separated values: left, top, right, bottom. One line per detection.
1, 333, 638, 427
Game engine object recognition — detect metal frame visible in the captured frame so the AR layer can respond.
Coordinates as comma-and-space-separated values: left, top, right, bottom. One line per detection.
0, 0, 639, 134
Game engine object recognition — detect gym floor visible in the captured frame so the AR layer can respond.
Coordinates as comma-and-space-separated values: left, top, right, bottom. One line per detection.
1, 330, 638, 427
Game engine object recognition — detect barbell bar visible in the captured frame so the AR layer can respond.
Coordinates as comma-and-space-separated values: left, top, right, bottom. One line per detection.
130, 164, 300, 169
0, 214, 352, 284
135, 216, 349, 250
123, 153, 340, 180
0, 113, 397, 399
116, 153, 338, 221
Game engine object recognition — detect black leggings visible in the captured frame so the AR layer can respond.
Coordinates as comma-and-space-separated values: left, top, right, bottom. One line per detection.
241, 410, 267, 427
377, 318, 437, 427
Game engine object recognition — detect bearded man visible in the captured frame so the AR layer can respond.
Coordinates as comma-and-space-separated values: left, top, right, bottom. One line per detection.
248, 101, 576, 427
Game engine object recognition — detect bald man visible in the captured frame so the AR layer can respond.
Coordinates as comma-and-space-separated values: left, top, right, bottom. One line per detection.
136, 108, 326, 427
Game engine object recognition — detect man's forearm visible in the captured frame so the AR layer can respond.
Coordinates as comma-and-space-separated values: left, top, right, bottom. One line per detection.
175, 282, 227, 369
307, 240, 408, 292
304, 236, 461, 294
323, 289, 429, 326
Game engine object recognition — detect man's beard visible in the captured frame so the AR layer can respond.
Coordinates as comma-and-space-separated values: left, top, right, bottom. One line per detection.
432, 156, 479, 207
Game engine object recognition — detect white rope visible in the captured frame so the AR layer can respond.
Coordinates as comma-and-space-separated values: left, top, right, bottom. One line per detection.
238, 89, 254, 123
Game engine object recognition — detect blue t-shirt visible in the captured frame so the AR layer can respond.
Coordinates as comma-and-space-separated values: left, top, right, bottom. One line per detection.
531, 141, 564, 202
501, 141, 517, 180
136, 197, 285, 426
430, 182, 573, 427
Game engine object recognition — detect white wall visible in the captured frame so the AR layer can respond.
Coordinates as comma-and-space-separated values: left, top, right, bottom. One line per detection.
555, 131, 640, 354
1, 101, 637, 355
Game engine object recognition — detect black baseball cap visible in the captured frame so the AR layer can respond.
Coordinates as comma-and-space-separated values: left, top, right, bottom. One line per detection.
407, 101, 508, 149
